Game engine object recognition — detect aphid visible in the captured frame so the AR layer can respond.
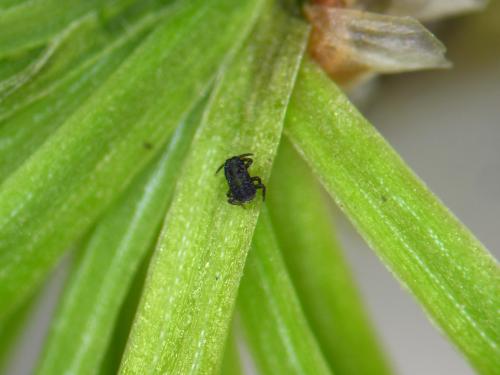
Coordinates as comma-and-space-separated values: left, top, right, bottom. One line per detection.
216, 153, 266, 206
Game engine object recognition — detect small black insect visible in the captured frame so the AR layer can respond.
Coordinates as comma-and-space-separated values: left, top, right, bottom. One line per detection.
216, 153, 266, 206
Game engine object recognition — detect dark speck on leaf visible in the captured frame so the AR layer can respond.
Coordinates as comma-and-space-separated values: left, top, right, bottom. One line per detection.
143, 142, 153, 150
381, 195, 388, 203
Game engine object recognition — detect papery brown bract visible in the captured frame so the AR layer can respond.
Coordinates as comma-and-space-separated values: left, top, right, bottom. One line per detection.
305, 5, 450, 87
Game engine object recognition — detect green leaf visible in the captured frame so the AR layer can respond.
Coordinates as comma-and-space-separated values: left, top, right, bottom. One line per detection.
119, 3, 309, 373
99, 239, 155, 375
0, 8, 160, 182
219, 328, 242, 375
0, 0, 261, 321
35, 96, 204, 375
268, 138, 393, 375
0, 0, 30, 11
285, 58, 500, 375
0, 13, 103, 103
0, 47, 44, 82
0, 0, 133, 57
0, 298, 34, 373
238, 209, 332, 375
0, 0, 175, 116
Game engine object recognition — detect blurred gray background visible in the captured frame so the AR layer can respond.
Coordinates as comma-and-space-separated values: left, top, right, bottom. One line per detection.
5, 8, 499, 375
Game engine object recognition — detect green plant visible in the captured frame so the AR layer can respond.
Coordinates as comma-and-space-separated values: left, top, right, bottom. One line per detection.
0, 0, 498, 374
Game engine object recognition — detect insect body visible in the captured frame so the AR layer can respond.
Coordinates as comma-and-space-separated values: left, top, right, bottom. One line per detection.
216, 153, 266, 206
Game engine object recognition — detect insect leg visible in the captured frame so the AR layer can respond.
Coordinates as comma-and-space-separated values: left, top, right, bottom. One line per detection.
236, 153, 253, 158
228, 196, 246, 208
215, 162, 225, 175
251, 177, 266, 201
241, 158, 253, 169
